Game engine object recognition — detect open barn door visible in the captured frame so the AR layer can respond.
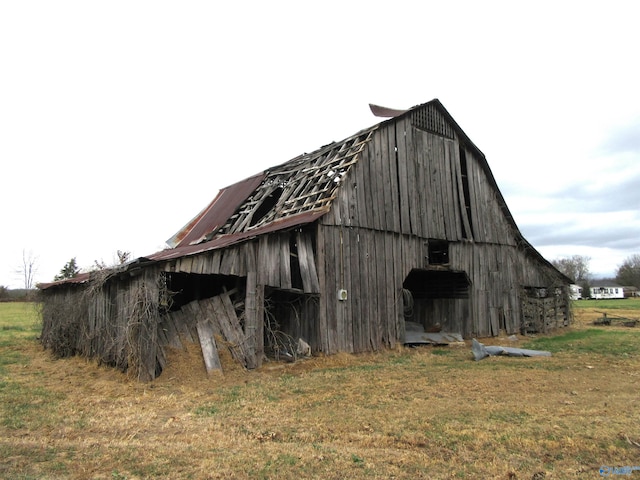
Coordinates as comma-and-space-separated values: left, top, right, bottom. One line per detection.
402, 268, 471, 341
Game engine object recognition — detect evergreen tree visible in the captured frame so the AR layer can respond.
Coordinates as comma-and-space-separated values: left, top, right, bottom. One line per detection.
54, 258, 80, 281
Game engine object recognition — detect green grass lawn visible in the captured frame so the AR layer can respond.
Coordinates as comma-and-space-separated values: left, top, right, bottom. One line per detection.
0, 302, 41, 350
572, 297, 640, 310
523, 328, 640, 356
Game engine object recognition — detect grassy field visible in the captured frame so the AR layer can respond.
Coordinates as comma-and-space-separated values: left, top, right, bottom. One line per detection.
1, 301, 639, 479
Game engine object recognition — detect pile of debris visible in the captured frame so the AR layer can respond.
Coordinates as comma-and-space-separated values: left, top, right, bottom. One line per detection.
593, 312, 638, 328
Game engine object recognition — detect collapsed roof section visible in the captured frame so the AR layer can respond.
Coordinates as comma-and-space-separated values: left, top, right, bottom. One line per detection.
168, 126, 377, 249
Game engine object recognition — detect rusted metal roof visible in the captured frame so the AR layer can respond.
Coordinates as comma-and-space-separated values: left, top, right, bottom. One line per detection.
163, 124, 377, 252
369, 103, 408, 118
214, 126, 377, 236
37, 272, 92, 290
149, 209, 327, 262
39, 209, 326, 290
166, 172, 266, 248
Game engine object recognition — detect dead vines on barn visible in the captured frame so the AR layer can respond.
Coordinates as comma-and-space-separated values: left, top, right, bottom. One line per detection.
40, 267, 170, 380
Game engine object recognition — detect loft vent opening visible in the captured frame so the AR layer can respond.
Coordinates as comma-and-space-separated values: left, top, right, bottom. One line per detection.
427, 239, 449, 265
250, 187, 283, 227
411, 104, 454, 139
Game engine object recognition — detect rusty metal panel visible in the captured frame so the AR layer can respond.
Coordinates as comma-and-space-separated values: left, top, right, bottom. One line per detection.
166, 172, 266, 248
38, 272, 91, 290
150, 209, 327, 262
369, 103, 408, 118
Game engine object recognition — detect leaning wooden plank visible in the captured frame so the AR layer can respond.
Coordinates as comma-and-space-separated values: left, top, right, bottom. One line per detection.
297, 230, 320, 293
196, 319, 223, 374
212, 294, 250, 367
162, 313, 184, 350
452, 142, 473, 240
156, 344, 167, 371
199, 298, 222, 337
156, 318, 170, 347
279, 234, 292, 290
177, 302, 198, 343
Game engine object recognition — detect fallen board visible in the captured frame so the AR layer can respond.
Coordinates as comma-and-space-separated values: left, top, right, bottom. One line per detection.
471, 338, 551, 361
196, 319, 222, 374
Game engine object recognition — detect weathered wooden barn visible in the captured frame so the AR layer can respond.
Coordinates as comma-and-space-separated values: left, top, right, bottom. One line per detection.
39, 99, 572, 381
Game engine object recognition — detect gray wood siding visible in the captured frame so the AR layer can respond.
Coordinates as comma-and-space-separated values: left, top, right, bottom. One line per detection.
318, 119, 568, 349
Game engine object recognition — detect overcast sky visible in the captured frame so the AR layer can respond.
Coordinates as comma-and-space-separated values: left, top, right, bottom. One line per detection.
2, 1, 639, 288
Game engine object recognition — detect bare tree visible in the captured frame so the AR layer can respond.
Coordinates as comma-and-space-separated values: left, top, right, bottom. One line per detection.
551, 255, 591, 283
17, 249, 38, 290
117, 250, 131, 264
616, 254, 640, 288
93, 250, 132, 271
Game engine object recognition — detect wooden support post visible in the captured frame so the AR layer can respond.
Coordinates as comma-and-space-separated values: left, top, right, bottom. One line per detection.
245, 271, 258, 370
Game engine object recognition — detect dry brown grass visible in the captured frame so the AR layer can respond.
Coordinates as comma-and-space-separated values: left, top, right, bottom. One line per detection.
1, 305, 640, 479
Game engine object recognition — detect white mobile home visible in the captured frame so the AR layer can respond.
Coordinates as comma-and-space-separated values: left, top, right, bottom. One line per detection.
569, 284, 583, 300
589, 281, 624, 300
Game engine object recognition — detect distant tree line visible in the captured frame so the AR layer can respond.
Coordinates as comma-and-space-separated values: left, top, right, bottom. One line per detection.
551, 253, 640, 296
616, 254, 640, 289
0, 286, 35, 302
2, 250, 133, 302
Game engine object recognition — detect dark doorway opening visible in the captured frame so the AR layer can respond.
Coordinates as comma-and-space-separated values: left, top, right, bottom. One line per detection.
402, 268, 471, 335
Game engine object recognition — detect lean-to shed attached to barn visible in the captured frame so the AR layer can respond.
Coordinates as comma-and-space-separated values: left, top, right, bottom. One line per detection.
39, 99, 572, 381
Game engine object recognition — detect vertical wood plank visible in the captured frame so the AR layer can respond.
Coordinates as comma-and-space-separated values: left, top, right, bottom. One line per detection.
386, 125, 401, 232
354, 147, 369, 229
394, 123, 411, 235
279, 234, 292, 290
349, 227, 362, 352
359, 229, 372, 350
404, 121, 419, 236
371, 128, 385, 230
244, 271, 258, 370
414, 128, 428, 238
316, 224, 330, 353
257, 235, 269, 286
375, 233, 387, 346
